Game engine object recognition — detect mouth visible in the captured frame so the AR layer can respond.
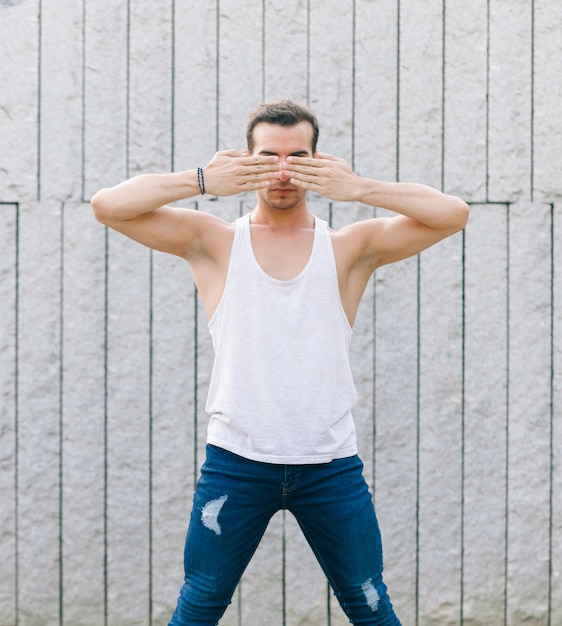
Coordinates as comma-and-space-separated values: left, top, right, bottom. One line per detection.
271, 187, 295, 193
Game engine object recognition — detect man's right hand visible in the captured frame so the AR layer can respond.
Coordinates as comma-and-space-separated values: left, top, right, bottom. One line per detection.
203, 150, 281, 196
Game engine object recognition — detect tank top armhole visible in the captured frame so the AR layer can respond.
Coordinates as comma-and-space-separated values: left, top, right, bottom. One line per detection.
207, 216, 245, 329
322, 221, 353, 335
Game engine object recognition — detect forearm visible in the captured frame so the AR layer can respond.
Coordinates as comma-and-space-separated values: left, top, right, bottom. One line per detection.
354, 178, 469, 231
91, 170, 200, 223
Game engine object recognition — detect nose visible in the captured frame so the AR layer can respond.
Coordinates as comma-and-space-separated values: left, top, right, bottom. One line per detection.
279, 161, 290, 182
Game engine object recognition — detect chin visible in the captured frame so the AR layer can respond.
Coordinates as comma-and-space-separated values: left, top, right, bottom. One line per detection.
270, 203, 296, 211
267, 195, 306, 212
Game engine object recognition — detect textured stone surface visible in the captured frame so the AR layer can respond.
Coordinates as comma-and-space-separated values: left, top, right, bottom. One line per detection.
443, 0, 488, 200
506, 203, 552, 623
488, 1, 533, 202
217, 0, 264, 150
308, 0, 355, 161
373, 246, 420, 626
263, 1, 309, 105
353, 0, 398, 182
533, 5, 562, 201
0, 2, 561, 625
418, 231, 465, 624
60, 205, 107, 626
0, 204, 17, 626
398, 0, 444, 189
463, 204, 509, 624
0, 3, 39, 201
83, 0, 129, 198
17, 202, 62, 626
39, 1, 84, 201
553, 204, 562, 626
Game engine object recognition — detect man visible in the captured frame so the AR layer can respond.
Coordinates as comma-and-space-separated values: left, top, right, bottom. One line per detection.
91, 100, 469, 626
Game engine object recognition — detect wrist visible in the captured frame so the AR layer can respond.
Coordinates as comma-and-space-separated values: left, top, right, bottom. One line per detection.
353, 176, 388, 204
179, 169, 203, 199
196, 167, 206, 195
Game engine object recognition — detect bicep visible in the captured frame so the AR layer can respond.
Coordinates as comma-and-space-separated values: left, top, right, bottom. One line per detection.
101, 206, 221, 260
352, 215, 459, 269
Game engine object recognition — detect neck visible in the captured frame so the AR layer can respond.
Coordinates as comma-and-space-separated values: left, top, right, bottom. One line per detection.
250, 206, 314, 228
251, 197, 313, 228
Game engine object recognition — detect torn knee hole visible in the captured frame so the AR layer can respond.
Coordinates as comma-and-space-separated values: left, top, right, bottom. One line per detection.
200, 495, 228, 536
361, 578, 381, 612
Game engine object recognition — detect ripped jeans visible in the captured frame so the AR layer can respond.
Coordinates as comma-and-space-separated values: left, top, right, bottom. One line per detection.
168, 445, 401, 626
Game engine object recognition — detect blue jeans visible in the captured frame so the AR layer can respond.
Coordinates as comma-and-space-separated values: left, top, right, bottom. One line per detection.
169, 445, 401, 626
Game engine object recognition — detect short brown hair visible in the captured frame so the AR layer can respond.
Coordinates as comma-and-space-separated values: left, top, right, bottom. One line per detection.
246, 100, 320, 153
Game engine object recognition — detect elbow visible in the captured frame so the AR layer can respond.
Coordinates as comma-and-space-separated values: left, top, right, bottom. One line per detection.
90, 189, 113, 225
450, 196, 470, 232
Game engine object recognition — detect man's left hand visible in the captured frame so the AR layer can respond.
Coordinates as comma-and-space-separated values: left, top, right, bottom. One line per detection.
284, 152, 361, 202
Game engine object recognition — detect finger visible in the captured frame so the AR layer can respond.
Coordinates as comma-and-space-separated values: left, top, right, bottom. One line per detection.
244, 177, 274, 190
239, 169, 281, 187
244, 165, 283, 181
287, 151, 340, 166
241, 155, 280, 167
314, 151, 338, 160
284, 162, 319, 175
219, 148, 247, 157
288, 176, 319, 191
286, 155, 321, 167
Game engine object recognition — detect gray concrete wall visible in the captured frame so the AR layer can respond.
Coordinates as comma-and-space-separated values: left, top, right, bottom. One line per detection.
0, 1, 561, 625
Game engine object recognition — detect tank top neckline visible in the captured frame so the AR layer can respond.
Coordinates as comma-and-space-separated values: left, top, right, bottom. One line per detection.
242, 212, 321, 285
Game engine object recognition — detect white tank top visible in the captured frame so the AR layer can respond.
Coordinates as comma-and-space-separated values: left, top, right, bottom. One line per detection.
205, 213, 358, 464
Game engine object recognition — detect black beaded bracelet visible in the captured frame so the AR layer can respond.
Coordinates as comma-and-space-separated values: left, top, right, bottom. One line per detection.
197, 167, 206, 195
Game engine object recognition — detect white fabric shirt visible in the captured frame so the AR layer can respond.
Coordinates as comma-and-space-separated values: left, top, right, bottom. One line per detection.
205, 213, 358, 464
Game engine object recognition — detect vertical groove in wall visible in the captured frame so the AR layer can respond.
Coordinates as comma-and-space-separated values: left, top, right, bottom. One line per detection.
282, 510, 287, 626
530, 0, 535, 202
460, 227, 467, 624
441, 0, 446, 192
325, 205, 335, 623
237, 581, 242, 626
58, 205, 65, 626
103, 226, 109, 626
351, 0, 356, 171
503, 204, 510, 626
126, 0, 131, 178
261, 0, 266, 102
193, 285, 199, 482
326, 579, 331, 625
415, 255, 421, 626
171, 0, 176, 172
306, 0, 310, 107
14, 204, 20, 626
148, 251, 154, 626
215, 0, 220, 152
81, 0, 87, 201
371, 211, 377, 501
37, 0, 42, 201
193, 202, 199, 486
548, 203, 554, 626
236, 200, 244, 626
485, 0, 490, 202
395, 0, 401, 182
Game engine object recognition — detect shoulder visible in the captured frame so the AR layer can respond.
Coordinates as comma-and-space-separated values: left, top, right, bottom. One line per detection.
183, 209, 237, 261
329, 217, 386, 270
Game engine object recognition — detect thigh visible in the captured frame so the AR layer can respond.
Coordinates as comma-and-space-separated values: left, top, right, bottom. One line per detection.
184, 446, 280, 581
170, 446, 281, 626
289, 456, 401, 625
